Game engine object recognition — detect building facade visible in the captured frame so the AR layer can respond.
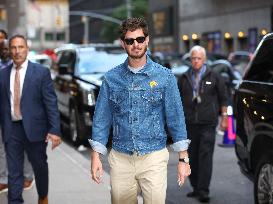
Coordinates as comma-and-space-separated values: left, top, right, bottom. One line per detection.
4, 0, 69, 51
148, 0, 179, 54
69, 0, 124, 44
149, 0, 273, 55
0, 0, 7, 30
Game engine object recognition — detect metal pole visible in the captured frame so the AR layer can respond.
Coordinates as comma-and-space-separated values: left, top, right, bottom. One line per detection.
70, 11, 122, 24
126, 0, 132, 18
82, 16, 90, 44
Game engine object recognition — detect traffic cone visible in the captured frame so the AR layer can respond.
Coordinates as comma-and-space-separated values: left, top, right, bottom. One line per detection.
218, 106, 236, 147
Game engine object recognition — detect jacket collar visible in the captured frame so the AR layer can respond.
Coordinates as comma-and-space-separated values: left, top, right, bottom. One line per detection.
5, 60, 34, 102
185, 64, 211, 78
122, 55, 154, 77
21, 61, 34, 101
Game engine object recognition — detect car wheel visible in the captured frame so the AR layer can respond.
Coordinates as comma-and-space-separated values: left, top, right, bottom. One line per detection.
254, 156, 273, 204
69, 107, 80, 145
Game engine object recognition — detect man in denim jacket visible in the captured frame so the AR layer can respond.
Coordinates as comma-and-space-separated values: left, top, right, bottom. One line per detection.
89, 17, 190, 204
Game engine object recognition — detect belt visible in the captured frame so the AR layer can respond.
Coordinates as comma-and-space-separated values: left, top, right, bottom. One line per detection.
12, 120, 22, 123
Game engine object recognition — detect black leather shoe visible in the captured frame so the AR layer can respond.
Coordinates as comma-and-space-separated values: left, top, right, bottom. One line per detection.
198, 192, 210, 203
186, 191, 199, 197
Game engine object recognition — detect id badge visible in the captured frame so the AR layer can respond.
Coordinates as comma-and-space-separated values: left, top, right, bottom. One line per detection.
197, 96, 202, 104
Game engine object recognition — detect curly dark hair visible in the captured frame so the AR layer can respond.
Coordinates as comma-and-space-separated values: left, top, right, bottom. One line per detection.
119, 17, 149, 40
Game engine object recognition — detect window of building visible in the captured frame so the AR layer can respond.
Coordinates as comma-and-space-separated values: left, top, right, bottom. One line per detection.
57, 32, 65, 41
45, 32, 54, 41
248, 28, 258, 53
183, 40, 190, 52
45, 32, 65, 41
0, 9, 6, 21
224, 38, 233, 54
202, 31, 221, 53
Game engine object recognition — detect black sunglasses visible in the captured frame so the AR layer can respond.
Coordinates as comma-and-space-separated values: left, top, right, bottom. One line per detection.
123, 36, 146, 45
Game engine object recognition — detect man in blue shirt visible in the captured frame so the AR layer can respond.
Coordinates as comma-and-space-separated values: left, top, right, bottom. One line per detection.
89, 17, 190, 204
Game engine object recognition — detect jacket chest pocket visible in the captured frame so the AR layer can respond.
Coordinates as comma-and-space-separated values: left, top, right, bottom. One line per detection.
201, 80, 215, 95
142, 89, 163, 107
109, 90, 127, 113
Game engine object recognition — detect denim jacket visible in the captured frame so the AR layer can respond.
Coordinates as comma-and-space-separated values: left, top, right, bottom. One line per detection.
89, 56, 190, 155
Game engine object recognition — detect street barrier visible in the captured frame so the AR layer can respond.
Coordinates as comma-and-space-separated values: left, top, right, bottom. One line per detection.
218, 106, 236, 147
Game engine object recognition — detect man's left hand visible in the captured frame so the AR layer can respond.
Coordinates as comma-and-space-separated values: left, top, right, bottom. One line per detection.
46, 133, 62, 150
177, 162, 191, 186
220, 116, 228, 131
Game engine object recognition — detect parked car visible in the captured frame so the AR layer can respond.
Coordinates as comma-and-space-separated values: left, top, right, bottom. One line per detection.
228, 50, 252, 76
53, 43, 127, 145
151, 52, 183, 69
233, 33, 273, 204
171, 63, 189, 78
210, 59, 241, 103
28, 53, 52, 69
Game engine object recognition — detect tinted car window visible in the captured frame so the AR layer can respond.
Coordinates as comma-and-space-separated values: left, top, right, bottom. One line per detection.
244, 39, 273, 83
58, 51, 76, 73
77, 49, 127, 74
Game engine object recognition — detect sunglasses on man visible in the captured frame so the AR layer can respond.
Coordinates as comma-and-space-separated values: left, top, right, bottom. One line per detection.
123, 36, 146, 45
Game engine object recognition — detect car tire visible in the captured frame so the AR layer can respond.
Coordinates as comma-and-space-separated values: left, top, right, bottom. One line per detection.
69, 106, 81, 146
254, 155, 273, 204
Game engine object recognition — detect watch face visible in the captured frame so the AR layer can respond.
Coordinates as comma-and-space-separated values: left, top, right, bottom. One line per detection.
179, 157, 190, 163
184, 157, 189, 163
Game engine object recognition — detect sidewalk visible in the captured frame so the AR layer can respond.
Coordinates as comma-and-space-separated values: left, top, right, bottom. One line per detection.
0, 142, 111, 204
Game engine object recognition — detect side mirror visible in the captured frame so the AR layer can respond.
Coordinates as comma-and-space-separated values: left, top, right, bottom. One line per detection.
58, 64, 70, 75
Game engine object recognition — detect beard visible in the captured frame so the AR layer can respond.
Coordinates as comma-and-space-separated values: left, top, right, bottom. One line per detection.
125, 44, 147, 59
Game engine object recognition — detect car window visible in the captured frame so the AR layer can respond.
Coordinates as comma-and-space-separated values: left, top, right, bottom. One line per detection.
58, 51, 76, 73
244, 39, 273, 83
77, 50, 127, 74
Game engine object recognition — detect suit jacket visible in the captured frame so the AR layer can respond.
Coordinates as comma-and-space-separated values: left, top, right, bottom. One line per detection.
0, 61, 61, 142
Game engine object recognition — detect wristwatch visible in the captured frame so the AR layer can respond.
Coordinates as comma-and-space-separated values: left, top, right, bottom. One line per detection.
179, 157, 190, 164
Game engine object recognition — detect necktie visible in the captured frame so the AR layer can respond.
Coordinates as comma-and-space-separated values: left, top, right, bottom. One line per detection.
14, 67, 21, 119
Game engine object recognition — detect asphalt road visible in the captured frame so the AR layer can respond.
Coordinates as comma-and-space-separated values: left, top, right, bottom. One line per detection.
79, 134, 254, 204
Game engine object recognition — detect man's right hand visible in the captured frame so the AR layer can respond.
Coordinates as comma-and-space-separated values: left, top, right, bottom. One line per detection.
90, 150, 103, 184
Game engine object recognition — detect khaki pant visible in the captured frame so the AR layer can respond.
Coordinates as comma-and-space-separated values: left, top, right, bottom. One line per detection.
108, 148, 169, 204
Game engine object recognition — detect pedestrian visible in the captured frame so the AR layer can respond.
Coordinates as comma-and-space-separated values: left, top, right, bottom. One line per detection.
0, 38, 35, 194
0, 34, 62, 204
90, 17, 191, 204
0, 29, 8, 43
178, 45, 228, 203
0, 39, 13, 69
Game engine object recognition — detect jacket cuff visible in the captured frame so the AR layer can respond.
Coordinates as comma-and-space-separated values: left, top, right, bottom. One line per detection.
48, 128, 62, 137
170, 139, 191, 152
88, 139, 107, 155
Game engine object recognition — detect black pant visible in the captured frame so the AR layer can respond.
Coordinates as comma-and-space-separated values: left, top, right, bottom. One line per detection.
5, 121, 48, 204
187, 124, 216, 194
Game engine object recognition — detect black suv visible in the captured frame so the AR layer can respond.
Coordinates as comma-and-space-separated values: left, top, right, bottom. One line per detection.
234, 33, 273, 204
53, 44, 127, 145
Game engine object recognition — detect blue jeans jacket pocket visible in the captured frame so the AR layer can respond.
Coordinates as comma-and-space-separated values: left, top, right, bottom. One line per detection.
109, 90, 127, 113
142, 89, 163, 108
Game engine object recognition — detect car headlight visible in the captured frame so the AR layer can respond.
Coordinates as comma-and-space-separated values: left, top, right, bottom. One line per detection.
83, 89, 96, 106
